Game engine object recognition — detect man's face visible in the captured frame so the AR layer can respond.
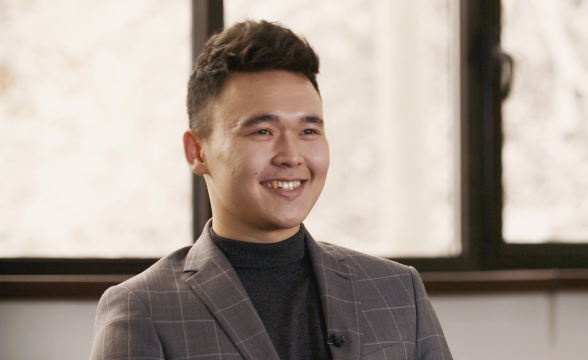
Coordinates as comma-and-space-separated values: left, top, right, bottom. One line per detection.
199, 70, 329, 239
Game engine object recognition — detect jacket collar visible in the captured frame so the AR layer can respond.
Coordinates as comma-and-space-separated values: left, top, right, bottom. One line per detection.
306, 231, 364, 360
183, 220, 280, 360
184, 220, 363, 360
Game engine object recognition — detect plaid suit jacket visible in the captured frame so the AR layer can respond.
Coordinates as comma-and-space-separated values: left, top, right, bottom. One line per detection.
90, 221, 452, 360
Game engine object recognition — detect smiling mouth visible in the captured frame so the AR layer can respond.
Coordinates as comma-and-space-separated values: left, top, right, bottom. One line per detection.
261, 180, 303, 191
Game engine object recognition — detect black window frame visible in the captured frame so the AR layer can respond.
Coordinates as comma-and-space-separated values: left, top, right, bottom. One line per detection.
400, 0, 588, 272
2, 0, 588, 294
473, 0, 588, 270
457, 0, 588, 271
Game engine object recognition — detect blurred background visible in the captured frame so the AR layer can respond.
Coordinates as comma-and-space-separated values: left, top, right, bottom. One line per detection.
1, 0, 587, 359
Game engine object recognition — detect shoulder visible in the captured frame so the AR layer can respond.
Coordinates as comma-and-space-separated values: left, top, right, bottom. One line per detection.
317, 241, 413, 275
105, 245, 193, 296
315, 241, 422, 295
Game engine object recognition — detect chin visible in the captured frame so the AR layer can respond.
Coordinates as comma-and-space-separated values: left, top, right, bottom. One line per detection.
266, 211, 308, 230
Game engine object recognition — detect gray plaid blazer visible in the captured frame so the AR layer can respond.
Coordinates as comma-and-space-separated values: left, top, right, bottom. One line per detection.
90, 221, 452, 360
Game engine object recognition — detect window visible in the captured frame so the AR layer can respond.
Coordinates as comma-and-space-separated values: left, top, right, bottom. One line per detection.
2, 0, 588, 282
468, 0, 588, 269
0, 0, 192, 259
501, 0, 588, 244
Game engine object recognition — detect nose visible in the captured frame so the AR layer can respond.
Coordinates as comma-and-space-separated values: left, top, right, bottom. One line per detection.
272, 132, 303, 168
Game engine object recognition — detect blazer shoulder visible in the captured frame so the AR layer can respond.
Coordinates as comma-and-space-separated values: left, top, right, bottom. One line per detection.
108, 245, 193, 295
316, 241, 414, 280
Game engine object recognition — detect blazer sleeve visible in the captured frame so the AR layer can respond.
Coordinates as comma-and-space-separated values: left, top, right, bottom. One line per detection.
410, 267, 453, 360
90, 285, 165, 360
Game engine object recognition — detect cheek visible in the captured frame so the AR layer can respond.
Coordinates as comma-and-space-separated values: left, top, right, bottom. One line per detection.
309, 142, 330, 178
226, 147, 266, 184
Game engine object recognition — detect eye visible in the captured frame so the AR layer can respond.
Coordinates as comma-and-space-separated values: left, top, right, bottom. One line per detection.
256, 129, 271, 135
302, 129, 318, 135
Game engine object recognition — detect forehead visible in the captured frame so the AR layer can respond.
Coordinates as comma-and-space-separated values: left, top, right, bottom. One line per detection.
211, 70, 323, 129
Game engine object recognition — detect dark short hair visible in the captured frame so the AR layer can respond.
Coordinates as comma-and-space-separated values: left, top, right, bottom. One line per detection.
186, 20, 320, 138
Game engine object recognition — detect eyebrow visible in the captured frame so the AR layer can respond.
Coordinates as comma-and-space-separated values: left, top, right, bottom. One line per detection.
240, 114, 324, 128
304, 116, 324, 126
241, 114, 278, 128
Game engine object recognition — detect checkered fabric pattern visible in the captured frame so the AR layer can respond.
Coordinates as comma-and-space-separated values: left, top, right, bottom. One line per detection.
90, 220, 452, 360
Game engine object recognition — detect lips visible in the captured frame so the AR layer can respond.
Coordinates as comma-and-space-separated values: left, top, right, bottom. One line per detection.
260, 180, 303, 191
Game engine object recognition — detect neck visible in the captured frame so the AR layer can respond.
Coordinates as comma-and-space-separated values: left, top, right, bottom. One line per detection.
211, 217, 300, 244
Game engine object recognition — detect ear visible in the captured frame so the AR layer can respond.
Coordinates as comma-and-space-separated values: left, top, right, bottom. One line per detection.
183, 129, 208, 175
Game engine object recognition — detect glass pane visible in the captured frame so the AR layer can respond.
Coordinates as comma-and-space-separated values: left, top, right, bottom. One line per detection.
0, 0, 192, 257
502, 0, 588, 243
225, 0, 461, 257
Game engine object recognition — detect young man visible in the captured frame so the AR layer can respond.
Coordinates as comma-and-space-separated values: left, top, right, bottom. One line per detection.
90, 21, 452, 360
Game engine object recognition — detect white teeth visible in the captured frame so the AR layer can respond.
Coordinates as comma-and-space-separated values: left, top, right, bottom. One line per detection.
263, 180, 302, 191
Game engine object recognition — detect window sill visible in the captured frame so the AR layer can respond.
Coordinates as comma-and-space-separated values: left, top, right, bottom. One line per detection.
1, 269, 588, 299
421, 269, 588, 295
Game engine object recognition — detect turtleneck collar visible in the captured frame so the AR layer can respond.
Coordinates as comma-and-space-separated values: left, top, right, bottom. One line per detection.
210, 225, 306, 269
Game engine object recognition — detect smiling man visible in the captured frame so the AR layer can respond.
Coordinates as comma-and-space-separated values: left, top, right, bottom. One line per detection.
90, 21, 452, 360
186, 70, 329, 243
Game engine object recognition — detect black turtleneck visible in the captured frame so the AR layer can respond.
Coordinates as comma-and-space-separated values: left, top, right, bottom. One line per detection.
211, 226, 332, 360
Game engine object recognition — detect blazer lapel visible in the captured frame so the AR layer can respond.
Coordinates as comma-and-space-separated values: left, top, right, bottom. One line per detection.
306, 231, 363, 360
183, 220, 280, 360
